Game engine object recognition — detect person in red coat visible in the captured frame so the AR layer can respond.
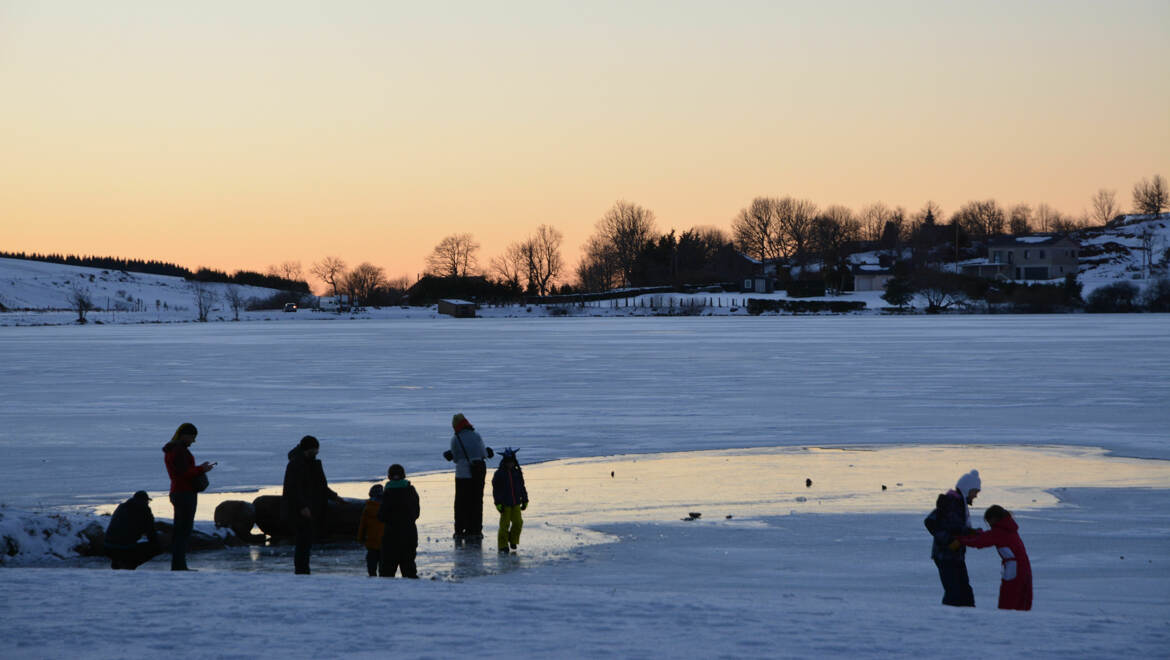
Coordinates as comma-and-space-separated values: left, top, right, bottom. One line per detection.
960, 505, 1033, 611
162, 422, 215, 571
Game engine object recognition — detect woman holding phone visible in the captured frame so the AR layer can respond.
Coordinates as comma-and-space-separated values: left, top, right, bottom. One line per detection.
162, 422, 215, 571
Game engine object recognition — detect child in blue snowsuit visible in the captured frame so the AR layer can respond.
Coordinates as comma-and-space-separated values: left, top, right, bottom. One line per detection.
492, 448, 529, 554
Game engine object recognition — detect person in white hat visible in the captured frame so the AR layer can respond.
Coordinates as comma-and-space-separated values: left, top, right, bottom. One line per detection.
924, 469, 982, 606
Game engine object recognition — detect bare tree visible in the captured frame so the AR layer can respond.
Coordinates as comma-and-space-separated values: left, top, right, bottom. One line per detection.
1133, 174, 1168, 215
859, 202, 894, 243
591, 201, 656, 287
1034, 203, 1060, 233
1049, 213, 1084, 235
732, 197, 782, 262
952, 199, 1006, 242
776, 197, 818, 264
491, 242, 527, 289
310, 256, 347, 312
268, 260, 304, 283
69, 284, 94, 324
1091, 189, 1120, 226
224, 285, 246, 321
343, 262, 387, 306
426, 233, 480, 278
191, 280, 217, 322
527, 224, 564, 296
576, 235, 620, 292
1009, 204, 1033, 235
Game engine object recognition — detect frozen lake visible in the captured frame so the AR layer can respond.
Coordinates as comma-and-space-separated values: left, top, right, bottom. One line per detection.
1, 315, 1168, 509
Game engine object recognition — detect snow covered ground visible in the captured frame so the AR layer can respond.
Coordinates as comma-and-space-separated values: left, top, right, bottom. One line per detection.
1, 317, 1168, 658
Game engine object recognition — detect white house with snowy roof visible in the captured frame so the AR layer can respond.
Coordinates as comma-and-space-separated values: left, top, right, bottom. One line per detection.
971, 234, 1081, 280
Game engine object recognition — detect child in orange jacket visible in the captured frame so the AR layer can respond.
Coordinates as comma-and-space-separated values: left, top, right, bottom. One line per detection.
357, 484, 385, 576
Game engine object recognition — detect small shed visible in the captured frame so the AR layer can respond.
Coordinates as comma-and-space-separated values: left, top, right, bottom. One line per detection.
851, 265, 894, 292
741, 276, 774, 293
438, 299, 476, 318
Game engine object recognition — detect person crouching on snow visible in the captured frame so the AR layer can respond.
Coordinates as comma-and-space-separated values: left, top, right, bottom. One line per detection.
357, 484, 386, 577
959, 505, 1033, 611
377, 464, 420, 578
104, 490, 162, 570
924, 469, 982, 606
492, 447, 528, 554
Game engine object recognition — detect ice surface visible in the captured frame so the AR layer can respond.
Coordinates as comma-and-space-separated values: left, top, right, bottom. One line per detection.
2, 317, 1168, 658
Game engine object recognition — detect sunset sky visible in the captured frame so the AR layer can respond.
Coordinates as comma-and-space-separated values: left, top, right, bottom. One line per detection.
2, 1, 1167, 288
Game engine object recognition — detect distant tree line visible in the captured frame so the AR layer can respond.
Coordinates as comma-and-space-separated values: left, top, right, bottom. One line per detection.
0, 251, 309, 293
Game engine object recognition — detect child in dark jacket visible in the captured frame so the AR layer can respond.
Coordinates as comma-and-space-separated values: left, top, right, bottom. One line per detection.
492, 448, 529, 554
960, 505, 1033, 611
377, 464, 420, 578
357, 484, 385, 576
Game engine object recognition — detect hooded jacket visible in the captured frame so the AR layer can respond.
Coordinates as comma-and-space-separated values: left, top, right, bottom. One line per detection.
377, 479, 420, 546
924, 490, 976, 560
492, 463, 529, 507
357, 499, 385, 550
960, 515, 1033, 610
281, 446, 339, 523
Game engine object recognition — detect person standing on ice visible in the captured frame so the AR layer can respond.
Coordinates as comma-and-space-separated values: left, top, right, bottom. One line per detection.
377, 463, 420, 578
960, 505, 1033, 611
104, 490, 162, 570
281, 435, 344, 575
162, 422, 214, 571
492, 447, 528, 554
442, 413, 493, 542
357, 484, 386, 577
924, 469, 981, 606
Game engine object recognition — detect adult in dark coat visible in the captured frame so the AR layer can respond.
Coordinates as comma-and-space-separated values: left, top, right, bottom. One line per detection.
162, 422, 214, 571
104, 491, 162, 570
281, 435, 343, 575
442, 413, 493, 541
924, 469, 982, 607
377, 464, 420, 578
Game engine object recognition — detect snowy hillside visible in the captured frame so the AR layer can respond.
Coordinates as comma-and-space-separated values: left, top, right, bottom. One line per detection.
0, 258, 284, 315
1076, 212, 1170, 293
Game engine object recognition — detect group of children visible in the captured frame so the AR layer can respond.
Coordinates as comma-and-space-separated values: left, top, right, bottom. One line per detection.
356, 447, 529, 577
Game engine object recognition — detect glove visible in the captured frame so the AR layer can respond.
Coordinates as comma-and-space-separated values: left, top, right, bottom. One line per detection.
443, 450, 453, 461
486, 447, 494, 458
947, 539, 961, 552
520, 502, 527, 511
496, 504, 504, 513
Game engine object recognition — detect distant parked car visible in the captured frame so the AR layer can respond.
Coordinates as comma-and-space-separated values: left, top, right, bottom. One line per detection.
283, 303, 298, 312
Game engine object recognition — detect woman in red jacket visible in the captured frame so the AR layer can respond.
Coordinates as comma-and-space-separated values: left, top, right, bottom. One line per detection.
960, 505, 1032, 611
162, 422, 214, 571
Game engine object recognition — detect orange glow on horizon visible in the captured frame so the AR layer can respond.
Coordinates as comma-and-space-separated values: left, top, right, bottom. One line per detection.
2, 2, 1167, 289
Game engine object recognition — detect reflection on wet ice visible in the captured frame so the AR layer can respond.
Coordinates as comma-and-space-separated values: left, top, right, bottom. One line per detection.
94, 444, 1170, 578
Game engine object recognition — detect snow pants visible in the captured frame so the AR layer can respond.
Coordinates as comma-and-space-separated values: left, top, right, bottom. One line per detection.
497, 505, 523, 550
380, 536, 417, 578
935, 558, 975, 607
453, 475, 485, 537
169, 491, 197, 571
